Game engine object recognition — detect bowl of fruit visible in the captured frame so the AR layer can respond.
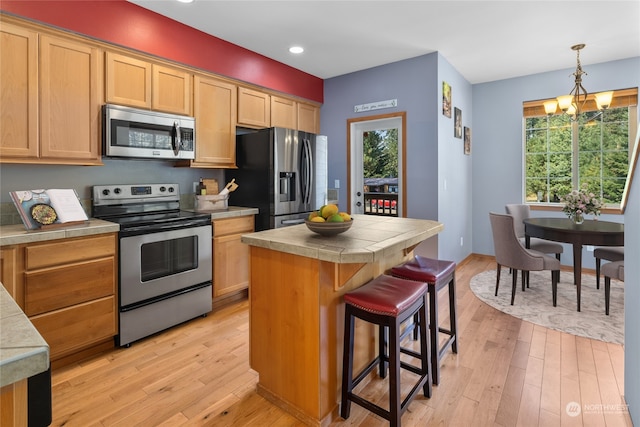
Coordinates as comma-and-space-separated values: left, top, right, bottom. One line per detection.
305, 204, 353, 236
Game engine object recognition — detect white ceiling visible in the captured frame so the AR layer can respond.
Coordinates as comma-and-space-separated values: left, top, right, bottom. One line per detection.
128, 0, 640, 84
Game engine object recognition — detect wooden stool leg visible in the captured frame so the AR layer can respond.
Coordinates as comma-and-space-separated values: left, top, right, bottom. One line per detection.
448, 276, 458, 354
419, 298, 432, 398
389, 318, 401, 427
379, 325, 387, 378
340, 307, 355, 419
428, 286, 440, 385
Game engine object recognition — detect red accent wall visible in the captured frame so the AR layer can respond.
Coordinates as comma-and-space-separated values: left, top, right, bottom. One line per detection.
1, 0, 323, 103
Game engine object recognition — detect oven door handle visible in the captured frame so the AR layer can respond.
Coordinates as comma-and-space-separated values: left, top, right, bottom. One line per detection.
121, 220, 210, 236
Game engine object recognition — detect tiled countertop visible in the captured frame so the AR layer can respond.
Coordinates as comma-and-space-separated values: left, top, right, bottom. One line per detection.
0, 283, 49, 387
185, 206, 259, 220
0, 219, 120, 247
241, 214, 443, 264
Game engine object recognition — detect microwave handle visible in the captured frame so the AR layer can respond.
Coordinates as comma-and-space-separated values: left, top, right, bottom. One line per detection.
172, 121, 181, 156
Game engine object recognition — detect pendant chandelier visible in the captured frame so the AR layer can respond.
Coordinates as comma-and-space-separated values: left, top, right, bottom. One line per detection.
543, 44, 614, 119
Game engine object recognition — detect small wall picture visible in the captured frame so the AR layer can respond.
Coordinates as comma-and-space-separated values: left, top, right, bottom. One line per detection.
442, 81, 451, 118
454, 107, 462, 138
464, 126, 471, 155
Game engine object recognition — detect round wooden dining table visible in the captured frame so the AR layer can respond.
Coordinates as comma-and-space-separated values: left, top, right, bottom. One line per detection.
523, 217, 624, 312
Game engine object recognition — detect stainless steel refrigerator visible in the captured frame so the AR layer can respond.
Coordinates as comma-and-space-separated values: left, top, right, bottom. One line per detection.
226, 127, 328, 231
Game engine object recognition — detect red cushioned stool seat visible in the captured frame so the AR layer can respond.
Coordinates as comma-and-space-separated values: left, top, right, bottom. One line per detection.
340, 275, 432, 427
391, 256, 458, 385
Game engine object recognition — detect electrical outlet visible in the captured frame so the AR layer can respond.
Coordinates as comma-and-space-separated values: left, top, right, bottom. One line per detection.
334, 179, 340, 189
586, 245, 594, 252
460, 237, 463, 246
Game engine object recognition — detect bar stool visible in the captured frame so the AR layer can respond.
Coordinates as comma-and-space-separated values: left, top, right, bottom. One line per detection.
340, 274, 432, 427
391, 256, 457, 385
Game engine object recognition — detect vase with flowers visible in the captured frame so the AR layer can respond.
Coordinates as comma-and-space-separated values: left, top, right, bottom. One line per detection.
560, 183, 603, 224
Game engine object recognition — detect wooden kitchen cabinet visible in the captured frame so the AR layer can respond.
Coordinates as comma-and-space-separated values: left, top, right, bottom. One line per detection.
152, 64, 192, 115
105, 51, 192, 115
21, 234, 118, 365
0, 247, 24, 307
270, 96, 321, 133
212, 216, 254, 301
237, 86, 271, 128
270, 96, 297, 129
0, 22, 38, 159
0, 19, 102, 165
105, 51, 152, 109
191, 75, 237, 168
297, 102, 321, 134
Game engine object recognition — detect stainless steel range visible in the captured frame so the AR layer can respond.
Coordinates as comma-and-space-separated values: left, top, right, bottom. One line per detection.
92, 183, 212, 347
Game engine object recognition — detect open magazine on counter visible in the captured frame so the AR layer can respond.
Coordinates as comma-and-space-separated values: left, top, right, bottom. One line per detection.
9, 189, 89, 230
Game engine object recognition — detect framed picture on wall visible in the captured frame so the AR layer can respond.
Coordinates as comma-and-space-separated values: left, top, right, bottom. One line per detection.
454, 107, 462, 138
442, 81, 451, 118
464, 126, 471, 155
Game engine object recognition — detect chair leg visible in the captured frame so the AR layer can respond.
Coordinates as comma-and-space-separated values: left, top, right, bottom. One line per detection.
340, 308, 355, 420
495, 264, 501, 296
596, 258, 601, 290
551, 270, 558, 306
429, 286, 440, 385
605, 276, 611, 315
389, 320, 401, 427
379, 325, 387, 378
511, 269, 518, 305
521, 271, 526, 291
448, 276, 458, 354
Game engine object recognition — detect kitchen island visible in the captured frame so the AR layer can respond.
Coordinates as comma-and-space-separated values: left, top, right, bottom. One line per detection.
241, 214, 443, 426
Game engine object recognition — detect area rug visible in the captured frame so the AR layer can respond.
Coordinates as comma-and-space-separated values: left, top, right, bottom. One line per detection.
469, 269, 624, 345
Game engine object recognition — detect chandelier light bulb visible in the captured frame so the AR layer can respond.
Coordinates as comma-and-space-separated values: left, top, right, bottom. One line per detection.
595, 91, 614, 110
543, 100, 558, 115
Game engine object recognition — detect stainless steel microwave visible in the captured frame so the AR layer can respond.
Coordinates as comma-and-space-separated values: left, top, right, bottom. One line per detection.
103, 104, 195, 160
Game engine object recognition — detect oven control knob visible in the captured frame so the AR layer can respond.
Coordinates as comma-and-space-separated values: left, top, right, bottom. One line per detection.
114, 188, 121, 194
102, 189, 110, 196
168, 187, 174, 193
159, 186, 166, 192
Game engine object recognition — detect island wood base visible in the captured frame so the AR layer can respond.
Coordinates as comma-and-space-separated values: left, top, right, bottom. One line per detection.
249, 245, 414, 426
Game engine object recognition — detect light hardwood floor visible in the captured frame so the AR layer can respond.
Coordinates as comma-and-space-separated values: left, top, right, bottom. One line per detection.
50, 254, 633, 426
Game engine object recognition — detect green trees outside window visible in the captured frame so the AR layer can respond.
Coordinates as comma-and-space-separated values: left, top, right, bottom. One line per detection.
525, 107, 630, 206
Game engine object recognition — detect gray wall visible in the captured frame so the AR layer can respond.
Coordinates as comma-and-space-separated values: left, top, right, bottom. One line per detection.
624, 135, 639, 424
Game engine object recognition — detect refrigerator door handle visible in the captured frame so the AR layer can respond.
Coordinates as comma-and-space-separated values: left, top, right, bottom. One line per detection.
300, 137, 313, 205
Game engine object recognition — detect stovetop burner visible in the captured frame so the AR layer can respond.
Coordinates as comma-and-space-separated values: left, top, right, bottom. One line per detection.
92, 183, 210, 230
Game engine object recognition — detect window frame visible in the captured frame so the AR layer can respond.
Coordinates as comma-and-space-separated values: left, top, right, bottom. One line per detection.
522, 88, 638, 214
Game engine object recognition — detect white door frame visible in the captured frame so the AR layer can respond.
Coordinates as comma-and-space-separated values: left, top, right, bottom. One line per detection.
347, 112, 406, 216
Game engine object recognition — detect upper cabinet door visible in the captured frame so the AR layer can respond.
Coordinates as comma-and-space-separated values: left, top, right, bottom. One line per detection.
105, 52, 152, 109
39, 35, 101, 161
237, 87, 270, 128
192, 75, 237, 168
297, 102, 320, 134
270, 96, 296, 130
152, 64, 192, 115
0, 23, 39, 159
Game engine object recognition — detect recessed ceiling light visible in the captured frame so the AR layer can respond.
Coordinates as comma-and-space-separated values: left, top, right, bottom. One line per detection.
289, 46, 304, 54
176, 0, 194, 3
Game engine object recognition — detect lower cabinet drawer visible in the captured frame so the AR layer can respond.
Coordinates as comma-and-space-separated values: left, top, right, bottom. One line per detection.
25, 257, 115, 316
30, 296, 117, 360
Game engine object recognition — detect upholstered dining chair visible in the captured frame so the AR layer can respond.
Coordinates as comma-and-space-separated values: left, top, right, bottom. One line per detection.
601, 260, 624, 315
489, 212, 561, 306
505, 204, 564, 262
594, 246, 624, 290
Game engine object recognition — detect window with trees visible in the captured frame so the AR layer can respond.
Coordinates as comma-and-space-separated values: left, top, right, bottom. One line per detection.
523, 88, 637, 208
